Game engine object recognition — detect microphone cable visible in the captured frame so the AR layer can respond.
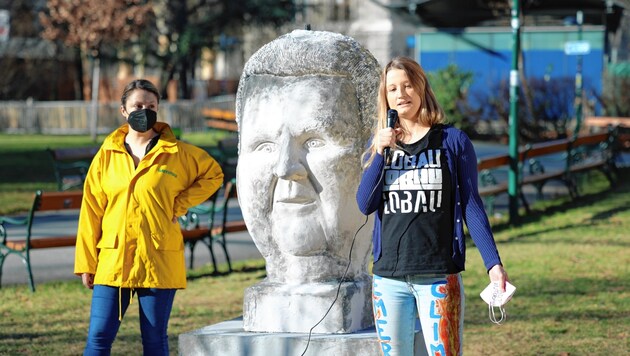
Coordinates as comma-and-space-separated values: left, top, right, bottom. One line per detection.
299, 214, 369, 356
300, 160, 386, 356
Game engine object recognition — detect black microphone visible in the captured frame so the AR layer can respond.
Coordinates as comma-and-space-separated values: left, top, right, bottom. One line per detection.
383, 109, 398, 161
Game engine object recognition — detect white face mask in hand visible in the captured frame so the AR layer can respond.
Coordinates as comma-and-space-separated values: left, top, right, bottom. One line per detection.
480, 281, 516, 325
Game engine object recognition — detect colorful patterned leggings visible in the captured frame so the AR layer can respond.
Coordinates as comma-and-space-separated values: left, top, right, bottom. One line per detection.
373, 274, 464, 356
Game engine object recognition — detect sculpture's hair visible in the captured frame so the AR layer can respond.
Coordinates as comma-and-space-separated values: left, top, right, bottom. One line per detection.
236, 30, 380, 139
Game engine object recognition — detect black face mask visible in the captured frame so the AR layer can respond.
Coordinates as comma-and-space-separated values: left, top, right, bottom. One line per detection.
127, 109, 157, 132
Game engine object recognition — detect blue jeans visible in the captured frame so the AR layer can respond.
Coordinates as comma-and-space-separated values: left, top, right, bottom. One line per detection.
373, 274, 464, 356
84, 285, 177, 356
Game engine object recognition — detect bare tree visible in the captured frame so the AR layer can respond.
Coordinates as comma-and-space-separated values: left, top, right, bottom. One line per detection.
39, 0, 152, 139
147, 0, 297, 99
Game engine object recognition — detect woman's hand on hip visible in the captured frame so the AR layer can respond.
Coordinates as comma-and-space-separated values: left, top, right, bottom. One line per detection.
81, 273, 94, 289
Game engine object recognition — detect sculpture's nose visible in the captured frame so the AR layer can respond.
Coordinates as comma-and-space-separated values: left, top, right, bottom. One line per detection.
274, 141, 308, 181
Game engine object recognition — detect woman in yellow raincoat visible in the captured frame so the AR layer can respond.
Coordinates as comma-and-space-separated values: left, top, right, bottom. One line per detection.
74, 79, 223, 355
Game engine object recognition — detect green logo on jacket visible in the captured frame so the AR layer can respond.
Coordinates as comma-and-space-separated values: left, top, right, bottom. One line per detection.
158, 168, 178, 177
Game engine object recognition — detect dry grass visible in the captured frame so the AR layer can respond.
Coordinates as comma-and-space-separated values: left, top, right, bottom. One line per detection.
0, 260, 266, 355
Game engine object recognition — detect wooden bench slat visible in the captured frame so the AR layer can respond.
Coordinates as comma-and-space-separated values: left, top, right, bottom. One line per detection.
27, 236, 77, 249
37, 191, 83, 211
203, 108, 237, 133
202, 108, 236, 121
573, 133, 608, 146
223, 220, 247, 233
181, 229, 205, 239
181, 220, 247, 241
477, 154, 510, 171
206, 119, 238, 132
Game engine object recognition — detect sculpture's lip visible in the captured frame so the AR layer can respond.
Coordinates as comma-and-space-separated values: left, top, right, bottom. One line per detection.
273, 198, 316, 215
275, 197, 314, 205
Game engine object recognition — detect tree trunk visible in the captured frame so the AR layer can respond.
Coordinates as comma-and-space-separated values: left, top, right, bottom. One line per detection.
74, 48, 84, 100
90, 55, 100, 142
179, 60, 189, 99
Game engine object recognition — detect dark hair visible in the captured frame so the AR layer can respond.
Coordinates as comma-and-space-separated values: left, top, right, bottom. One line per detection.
121, 79, 161, 107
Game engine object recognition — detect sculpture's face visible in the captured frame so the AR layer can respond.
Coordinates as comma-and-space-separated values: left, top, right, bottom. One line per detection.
237, 75, 364, 262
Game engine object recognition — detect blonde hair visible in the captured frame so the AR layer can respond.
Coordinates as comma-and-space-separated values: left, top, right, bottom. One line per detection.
362, 57, 445, 168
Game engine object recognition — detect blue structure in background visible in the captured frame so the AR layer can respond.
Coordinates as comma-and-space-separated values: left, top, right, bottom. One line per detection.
415, 27, 605, 115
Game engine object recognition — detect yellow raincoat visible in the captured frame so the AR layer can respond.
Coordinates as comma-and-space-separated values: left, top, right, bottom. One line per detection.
74, 122, 224, 289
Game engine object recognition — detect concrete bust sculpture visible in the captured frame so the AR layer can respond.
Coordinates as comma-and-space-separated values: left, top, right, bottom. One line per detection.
236, 30, 381, 333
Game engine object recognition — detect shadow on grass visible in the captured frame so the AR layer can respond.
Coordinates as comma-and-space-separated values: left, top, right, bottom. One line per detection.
0, 328, 87, 354
496, 218, 630, 247
589, 204, 630, 221
491, 170, 630, 235
187, 264, 266, 281
466, 276, 628, 325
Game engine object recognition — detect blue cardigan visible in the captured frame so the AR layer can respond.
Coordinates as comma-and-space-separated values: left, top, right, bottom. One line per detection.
356, 125, 502, 272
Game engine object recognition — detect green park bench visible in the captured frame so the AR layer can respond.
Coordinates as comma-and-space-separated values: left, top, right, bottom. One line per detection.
47, 146, 100, 191
477, 129, 619, 215
0, 190, 83, 292
180, 178, 246, 273
0, 186, 247, 291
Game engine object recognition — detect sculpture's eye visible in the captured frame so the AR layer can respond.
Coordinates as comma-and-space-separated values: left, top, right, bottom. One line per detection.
304, 138, 325, 150
254, 142, 277, 153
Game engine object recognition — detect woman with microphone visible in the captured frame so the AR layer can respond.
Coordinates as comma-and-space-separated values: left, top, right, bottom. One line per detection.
356, 57, 508, 355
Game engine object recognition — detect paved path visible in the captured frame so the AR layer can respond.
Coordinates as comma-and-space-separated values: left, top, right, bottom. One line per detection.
1, 202, 262, 287
2, 230, 262, 287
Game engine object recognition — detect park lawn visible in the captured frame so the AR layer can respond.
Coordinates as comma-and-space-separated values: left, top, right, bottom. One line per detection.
463, 174, 630, 355
0, 169, 628, 355
1, 133, 628, 354
0, 259, 267, 355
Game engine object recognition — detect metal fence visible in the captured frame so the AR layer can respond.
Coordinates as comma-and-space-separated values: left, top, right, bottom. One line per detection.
0, 95, 236, 135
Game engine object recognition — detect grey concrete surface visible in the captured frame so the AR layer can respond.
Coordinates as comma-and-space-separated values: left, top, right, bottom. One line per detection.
178, 318, 428, 356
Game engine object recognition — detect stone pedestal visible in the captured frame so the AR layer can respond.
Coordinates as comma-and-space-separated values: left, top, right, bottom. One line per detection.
243, 278, 372, 333
178, 318, 428, 356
